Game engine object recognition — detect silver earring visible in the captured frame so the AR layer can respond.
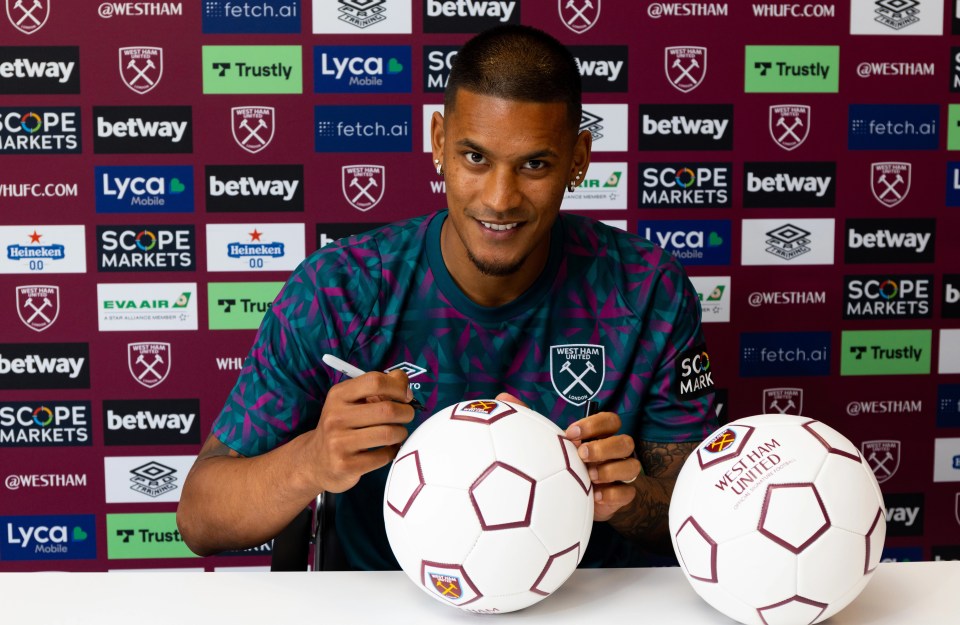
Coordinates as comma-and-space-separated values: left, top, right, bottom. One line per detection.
568, 170, 582, 192
435, 158, 443, 176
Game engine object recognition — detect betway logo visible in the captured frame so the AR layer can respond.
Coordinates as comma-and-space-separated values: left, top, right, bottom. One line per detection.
426, 0, 516, 21
0, 354, 84, 379
576, 57, 623, 83
96, 117, 188, 143
746, 172, 831, 197
106, 409, 195, 435
886, 506, 919, 527
0, 59, 76, 84
848, 229, 931, 254
208, 176, 299, 201
642, 115, 729, 140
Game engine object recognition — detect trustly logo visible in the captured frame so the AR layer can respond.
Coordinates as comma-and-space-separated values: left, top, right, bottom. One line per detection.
665, 46, 706, 93
841, 329, 931, 376
312, 0, 412, 34
15, 284, 59, 332
741, 219, 835, 266
206, 165, 303, 212
5, 0, 50, 35
769, 104, 810, 150
106, 512, 197, 560
0, 106, 80, 154
1, 225, 85, 274
118, 47, 162, 94
844, 218, 935, 264
423, 0, 519, 33
231, 106, 274, 154
742, 162, 835, 208
851, 0, 943, 35
206, 223, 305, 272
571, 45, 627, 92
849, 104, 939, 150
103, 399, 200, 445
314, 45, 411, 93
202, 45, 302, 94
0, 400, 90, 446
638, 163, 731, 208
316, 105, 411, 152
0, 343, 89, 390
843, 275, 933, 320
639, 219, 731, 266
93, 106, 192, 154
638, 104, 733, 151
202, 0, 301, 34
745, 45, 839, 92
95, 165, 193, 214
740, 331, 831, 377
97, 225, 195, 272
208, 281, 283, 330
948, 105, 960, 151
97, 282, 197, 332
0, 46, 79, 94
0, 514, 96, 561
871, 162, 911, 207
562, 162, 627, 210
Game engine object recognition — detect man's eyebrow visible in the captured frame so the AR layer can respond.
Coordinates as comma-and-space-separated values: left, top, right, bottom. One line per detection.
455, 138, 560, 161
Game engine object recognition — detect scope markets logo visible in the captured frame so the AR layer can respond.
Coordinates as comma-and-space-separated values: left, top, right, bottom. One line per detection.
882, 494, 924, 536
104, 399, 199, 445
638, 104, 733, 151
95, 165, 194, 214
206, 223, 305, 272
316, 105, 411, 152
315, 45, 410, 93
0, 400, 90, 447
841, 329, 931, 376
97, 225, 196, 272
851, 0, 943, 35
312, 0, 412, 33
93, 106, 192, 154
203, 45, 302, 94
205, 165, 303, 213
0, 225, 85, 274
843, 275, 933, 320
743, 162, 835, 208
423, 45, 458, 92
202, 0, 301, 33
0, 343, 89, 390
943, 275, 960, 318
745, 45, 839, 93
639, 219, 731, 266
740, 331, 831, 377
933, 438, 960, 482
105, 455, 195, 503
848, 104, 938, 150
562, 162, 627, 210
689, 276, 730, 323
423, 0, 519, 32
741, 219, 835, 266
107, 512, 196, 560
0, 514, 96, 561
638, 162, 731, 208
938, 385, 960, 428
844, 218, 935, 264
0, 46, 79, 94
316, 222, 384, 250
96, 282, 198, 331
208, 281, 283, 330
0, 107, 80, 154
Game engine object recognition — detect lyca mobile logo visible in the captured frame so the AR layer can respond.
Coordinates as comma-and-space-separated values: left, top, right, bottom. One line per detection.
0, 343, 89, 390
742, 162, 835, 208
315, 45, 411, 93
0, 46, 78, 94
842, 329, 931, 376
0, 514, 96, 561
848, 104, 938, 150
93, 106, 192, 154
95, 165, 193, 214
423, 0, 519, 33
638, 104, 733, 151
0, 107, 80, 154
844, 218, 935, 264
0, 400, 90, 446
312, 0, 412, 34
97, 225, 196, 272
206, 223, 305, 272
202, 0, 301, 34
638, 162, 731, 208
745, 45, 839, 93
947, 162, 960, 206
208, 281, 283, 330
206, 165, 304, 212
639, 219, 731, 266
103, 398, 200, 446
316, 105, 411, 152
843, 275, 933, 320
203, 45, 302, 94
1, 225, 85, 274
118, 47, 162, 94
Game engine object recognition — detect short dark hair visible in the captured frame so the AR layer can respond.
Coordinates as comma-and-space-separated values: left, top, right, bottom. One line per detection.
444, 25, 582, 131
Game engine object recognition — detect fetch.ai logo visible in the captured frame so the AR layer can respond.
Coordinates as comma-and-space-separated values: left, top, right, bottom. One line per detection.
202, 0, 301, 33
316, 105, 411, 152
745, 45, 839, 93
848, 104, 939, 150
841, 329, 931, 376
203, 45, 302, 94
740, 332, 831, 377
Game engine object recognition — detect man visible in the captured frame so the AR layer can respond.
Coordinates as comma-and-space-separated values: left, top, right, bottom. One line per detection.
177, 25, 717, 569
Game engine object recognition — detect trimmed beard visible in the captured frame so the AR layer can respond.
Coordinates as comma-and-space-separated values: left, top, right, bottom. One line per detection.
465, 246, 525, 277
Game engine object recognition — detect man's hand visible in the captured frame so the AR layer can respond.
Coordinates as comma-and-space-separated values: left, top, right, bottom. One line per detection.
310, 369, 416, 493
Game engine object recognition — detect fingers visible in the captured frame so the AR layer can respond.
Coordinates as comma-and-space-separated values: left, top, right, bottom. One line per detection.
586, 456, 642, 485
565, 410, 621, 442
494, 392, 526, 407
576, 433, 634, 463
335, 369, 412, 405
592, 483, 637, 522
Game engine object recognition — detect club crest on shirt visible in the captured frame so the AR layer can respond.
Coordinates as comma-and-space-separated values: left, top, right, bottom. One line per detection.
550, 344, 605, 406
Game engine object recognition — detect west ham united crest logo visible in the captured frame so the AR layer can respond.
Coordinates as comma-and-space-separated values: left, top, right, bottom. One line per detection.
861, 439, 901, 484
6, 0, 50, 35
665, 46, 707, 93
559, 0, 600, 34
763, 387, 803, 415
232, 106, 275, 155
119, 47, 163, 95
550, 344, 605, 406
769, 105, 810, 151
429, 573, 462, 601
342, 164, 385, 212
16, 284, 59, 332
128, 342, 171, 388
871, 161, 911, 208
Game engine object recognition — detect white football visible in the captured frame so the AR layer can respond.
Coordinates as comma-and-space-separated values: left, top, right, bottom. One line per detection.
669, 414, 886, 625
383, 399, 594, 614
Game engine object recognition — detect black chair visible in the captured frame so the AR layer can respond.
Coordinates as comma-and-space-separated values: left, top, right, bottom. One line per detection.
270, 493, 348, 571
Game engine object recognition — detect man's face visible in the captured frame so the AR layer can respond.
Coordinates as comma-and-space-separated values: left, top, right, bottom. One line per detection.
432, 89, 590, 282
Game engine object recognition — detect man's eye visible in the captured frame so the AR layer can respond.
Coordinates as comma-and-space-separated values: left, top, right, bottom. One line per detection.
525, 160, 545, 170
466, 152, 485, 164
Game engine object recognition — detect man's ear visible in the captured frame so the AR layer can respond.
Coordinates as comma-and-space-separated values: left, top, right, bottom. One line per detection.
430, 110, 445, 166
571, 129, 592, 182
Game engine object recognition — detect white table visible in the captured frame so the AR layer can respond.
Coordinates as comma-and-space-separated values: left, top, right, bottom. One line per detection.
2, 562, 958, 624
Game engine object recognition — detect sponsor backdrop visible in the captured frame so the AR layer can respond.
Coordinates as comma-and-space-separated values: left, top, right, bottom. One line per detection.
0, 0, 958, 571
